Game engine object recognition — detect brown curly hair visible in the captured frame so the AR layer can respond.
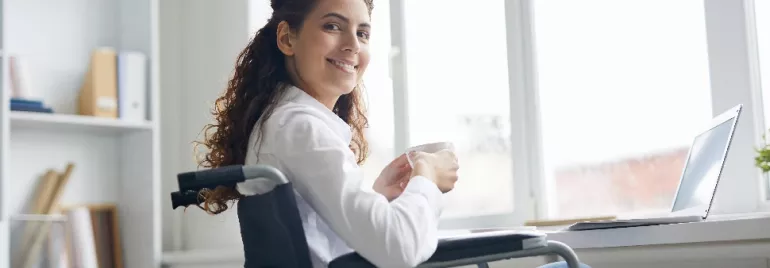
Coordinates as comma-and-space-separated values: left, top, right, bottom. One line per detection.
193, 0, 375, 215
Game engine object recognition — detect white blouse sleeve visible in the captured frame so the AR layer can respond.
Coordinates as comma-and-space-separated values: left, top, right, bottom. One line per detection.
274, 111, 444, 268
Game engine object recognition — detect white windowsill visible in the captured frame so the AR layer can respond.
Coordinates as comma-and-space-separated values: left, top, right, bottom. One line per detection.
544, 212, 770, 250
161, 212, 770, 265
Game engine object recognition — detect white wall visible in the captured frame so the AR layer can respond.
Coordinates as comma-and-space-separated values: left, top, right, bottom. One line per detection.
159, 0, 251, 252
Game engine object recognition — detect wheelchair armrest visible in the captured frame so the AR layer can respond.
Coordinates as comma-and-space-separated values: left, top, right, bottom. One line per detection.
328, 230, 548, 268
176, 164, 288, 192
427, 230, 547, 264
170, 164, 289, 209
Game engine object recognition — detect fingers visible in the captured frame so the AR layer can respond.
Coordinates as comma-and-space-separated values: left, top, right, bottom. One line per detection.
398, 165, 411, 177
398, 170, 411, 189
401, 165, 412, 176
389, 153, 410, 168
408, 151, 421, 161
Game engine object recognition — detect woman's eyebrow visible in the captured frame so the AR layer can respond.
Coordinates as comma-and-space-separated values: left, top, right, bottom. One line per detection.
322, 12, 371, 28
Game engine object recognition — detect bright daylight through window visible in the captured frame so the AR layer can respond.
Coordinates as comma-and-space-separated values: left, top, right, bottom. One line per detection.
360, 0, 396, 188
533, 0, 714, 219
402, 0, 514, 219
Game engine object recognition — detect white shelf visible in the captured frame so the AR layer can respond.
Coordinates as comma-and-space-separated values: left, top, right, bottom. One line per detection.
10, 111, 153, 135
9, 214, 66, 222
162, 249, 244, 265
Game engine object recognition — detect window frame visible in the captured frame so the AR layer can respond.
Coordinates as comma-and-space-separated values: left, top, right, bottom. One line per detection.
747, 0, 770, 204
388, 0, 770, 227
699, 0, 766, 213
745, 0, 770, 206
388, 0, 539, 228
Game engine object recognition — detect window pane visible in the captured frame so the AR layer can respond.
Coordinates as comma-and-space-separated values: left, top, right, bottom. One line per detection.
754, 0, 770, 196
533, 0, 713, 219
757, 1, 770, 136
248, 0, 272, 38
403, 0, 514, 219
361, 0, 395, 187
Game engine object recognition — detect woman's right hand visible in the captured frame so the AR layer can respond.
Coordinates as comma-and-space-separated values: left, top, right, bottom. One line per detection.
409, 149, 459, 193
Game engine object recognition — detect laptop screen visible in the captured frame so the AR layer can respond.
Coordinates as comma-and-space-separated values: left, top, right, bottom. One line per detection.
671, 117, 735, 212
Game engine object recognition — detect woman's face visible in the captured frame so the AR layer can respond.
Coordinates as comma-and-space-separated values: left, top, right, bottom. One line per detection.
279, 0, 371, 106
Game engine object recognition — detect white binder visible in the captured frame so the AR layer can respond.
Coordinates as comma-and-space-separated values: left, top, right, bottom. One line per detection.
117, 51, 148, 122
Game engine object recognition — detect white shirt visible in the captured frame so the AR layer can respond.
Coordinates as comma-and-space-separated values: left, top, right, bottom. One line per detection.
236, 85, 444, 268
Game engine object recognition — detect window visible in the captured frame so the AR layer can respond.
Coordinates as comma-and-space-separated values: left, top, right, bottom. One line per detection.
532, 0, 714, 219
248, 0, 271, 38
402, 0, 514, 219
360, 0, 395, 186
247, 0, 767, 227
752, 0, 770, 198
756, 0, 770, 135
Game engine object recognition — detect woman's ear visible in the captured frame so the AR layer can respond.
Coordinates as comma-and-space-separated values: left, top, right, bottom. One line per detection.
276, 21, 295, 56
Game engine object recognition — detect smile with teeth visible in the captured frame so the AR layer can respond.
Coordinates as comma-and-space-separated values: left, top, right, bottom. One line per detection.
327, 59, 357, 73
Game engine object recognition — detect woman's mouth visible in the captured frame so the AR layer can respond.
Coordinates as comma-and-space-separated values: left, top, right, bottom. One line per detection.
327, 58, 357, 73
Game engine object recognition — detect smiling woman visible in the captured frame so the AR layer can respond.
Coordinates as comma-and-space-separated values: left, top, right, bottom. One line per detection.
192, 0, 463, 267
276, 5, 373, 108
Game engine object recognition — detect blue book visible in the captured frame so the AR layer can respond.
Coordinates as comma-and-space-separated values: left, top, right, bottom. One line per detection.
10, 99, 53, 113
10, 98, 44, 108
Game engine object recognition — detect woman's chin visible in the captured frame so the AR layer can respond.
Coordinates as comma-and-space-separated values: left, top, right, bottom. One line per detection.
319, 80, 358, 96
334, 84, 358, 95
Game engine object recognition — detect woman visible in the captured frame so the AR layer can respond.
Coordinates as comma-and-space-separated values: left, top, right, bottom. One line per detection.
196, 0, 586, 267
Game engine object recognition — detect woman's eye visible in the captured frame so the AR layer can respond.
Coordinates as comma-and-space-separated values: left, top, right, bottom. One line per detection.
358, 31, 370, 40
324, 23, 341, 31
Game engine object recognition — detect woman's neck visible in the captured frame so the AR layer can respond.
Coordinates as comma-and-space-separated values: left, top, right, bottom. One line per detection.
292, 82, 339, 110
306, 89, 339, 110
286, 64, 339, 110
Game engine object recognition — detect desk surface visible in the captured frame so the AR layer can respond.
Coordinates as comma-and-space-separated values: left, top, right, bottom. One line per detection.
542, 212, 770, 249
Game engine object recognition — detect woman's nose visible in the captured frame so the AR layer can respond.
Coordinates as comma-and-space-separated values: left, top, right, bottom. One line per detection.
341, 33, 360, 54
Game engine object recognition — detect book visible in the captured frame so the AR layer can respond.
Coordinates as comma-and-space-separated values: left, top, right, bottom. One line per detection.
65, 208, 99, 268
60, 204, 123, 268
11, 98, 54, 113
10, 98, 43, 107
14, 163, 75, 268
9, 55, 34, 99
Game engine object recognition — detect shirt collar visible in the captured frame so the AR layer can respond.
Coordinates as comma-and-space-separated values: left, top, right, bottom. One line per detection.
282, 85, 352, 143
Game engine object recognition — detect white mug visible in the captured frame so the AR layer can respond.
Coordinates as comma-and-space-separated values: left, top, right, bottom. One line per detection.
405, 141, 455, 168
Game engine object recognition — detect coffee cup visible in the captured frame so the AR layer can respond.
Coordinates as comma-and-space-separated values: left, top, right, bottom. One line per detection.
405, 141, 455, 168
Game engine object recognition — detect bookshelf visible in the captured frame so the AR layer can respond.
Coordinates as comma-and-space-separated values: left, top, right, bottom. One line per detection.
0, 0, 161, 268
10, 111, 154, 134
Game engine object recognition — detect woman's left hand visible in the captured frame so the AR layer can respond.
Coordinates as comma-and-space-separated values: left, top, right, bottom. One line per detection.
373, 153, 412, 201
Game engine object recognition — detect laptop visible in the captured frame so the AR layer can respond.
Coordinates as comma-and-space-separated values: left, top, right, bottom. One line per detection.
566, 104, 743, 231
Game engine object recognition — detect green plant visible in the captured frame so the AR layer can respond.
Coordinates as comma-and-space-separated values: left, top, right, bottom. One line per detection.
756, 133, 770, 173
